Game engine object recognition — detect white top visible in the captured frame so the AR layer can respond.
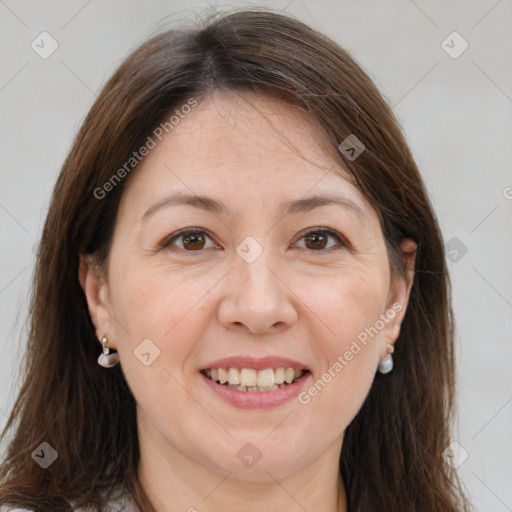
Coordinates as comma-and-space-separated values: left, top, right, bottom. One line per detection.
0, 499, 137, 512
0, 507, 134, 512
0, 487, 138, 512
0, 499, 136, 512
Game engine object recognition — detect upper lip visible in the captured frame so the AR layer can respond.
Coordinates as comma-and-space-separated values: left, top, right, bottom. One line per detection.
201, 356, 310, 372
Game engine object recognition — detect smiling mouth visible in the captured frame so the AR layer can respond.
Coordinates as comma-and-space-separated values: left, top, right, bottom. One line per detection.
200, 367, 310, 392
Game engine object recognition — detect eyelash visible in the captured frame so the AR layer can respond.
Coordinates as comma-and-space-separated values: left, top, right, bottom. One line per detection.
161, 227, 348, 254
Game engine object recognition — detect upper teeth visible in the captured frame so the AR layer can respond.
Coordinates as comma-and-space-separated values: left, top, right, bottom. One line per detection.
204, 367, 304, 387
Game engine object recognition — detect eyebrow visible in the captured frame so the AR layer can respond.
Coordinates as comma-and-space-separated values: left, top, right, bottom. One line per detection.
142, 192, 366, 221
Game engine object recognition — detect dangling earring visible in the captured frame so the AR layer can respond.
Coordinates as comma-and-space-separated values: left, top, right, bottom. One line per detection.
97, 336, 120, 368
377, 343, 394, 374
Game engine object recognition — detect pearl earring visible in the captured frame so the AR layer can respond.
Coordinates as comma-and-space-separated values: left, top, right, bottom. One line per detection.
377, 343, 394, 374
97, 336, 120, 368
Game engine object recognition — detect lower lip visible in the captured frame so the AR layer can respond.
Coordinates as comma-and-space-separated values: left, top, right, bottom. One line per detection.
199, 371, 311, 409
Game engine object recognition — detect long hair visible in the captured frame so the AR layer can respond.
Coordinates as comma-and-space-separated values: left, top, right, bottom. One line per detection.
0, 8, 471, 511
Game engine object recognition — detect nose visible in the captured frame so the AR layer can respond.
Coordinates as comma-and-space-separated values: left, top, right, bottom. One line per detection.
217, 248, 298, 334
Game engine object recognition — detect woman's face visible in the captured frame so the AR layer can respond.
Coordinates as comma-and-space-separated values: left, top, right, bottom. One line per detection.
82, 90, 414, 480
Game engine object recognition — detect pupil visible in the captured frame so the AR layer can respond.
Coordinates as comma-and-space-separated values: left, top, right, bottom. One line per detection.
184, 233, 204, 250
306, 232, 326, 250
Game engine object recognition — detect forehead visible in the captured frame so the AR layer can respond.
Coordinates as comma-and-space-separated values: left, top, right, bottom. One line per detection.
118, 90, 375, 222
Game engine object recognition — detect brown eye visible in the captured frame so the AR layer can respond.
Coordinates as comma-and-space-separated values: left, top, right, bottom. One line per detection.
163, 227, 346, 254
297, 229, 346, 252
164, 229, 216, 252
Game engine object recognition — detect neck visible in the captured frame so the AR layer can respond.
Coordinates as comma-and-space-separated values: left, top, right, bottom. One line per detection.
136, 414, 347, 512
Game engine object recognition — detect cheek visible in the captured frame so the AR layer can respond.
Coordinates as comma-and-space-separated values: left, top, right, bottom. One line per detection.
299, 264, 389, 426
311, 262, 390, 348
108, 258, 218, 362
108, 263, 211, 424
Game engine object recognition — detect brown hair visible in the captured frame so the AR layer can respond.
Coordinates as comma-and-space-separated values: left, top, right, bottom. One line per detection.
0, 7, 471, 511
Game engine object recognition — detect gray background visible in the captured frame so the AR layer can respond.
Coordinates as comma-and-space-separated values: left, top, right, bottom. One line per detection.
0, 1, 511, 510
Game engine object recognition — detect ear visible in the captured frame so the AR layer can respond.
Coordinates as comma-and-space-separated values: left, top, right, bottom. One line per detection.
78, 255, 117, 349
382, 238, 417, 348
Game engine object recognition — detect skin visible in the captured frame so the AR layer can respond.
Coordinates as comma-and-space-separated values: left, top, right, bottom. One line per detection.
80, 90, 416, 512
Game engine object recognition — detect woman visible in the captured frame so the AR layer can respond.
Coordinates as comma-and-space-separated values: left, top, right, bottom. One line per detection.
0, 7, 471, 512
